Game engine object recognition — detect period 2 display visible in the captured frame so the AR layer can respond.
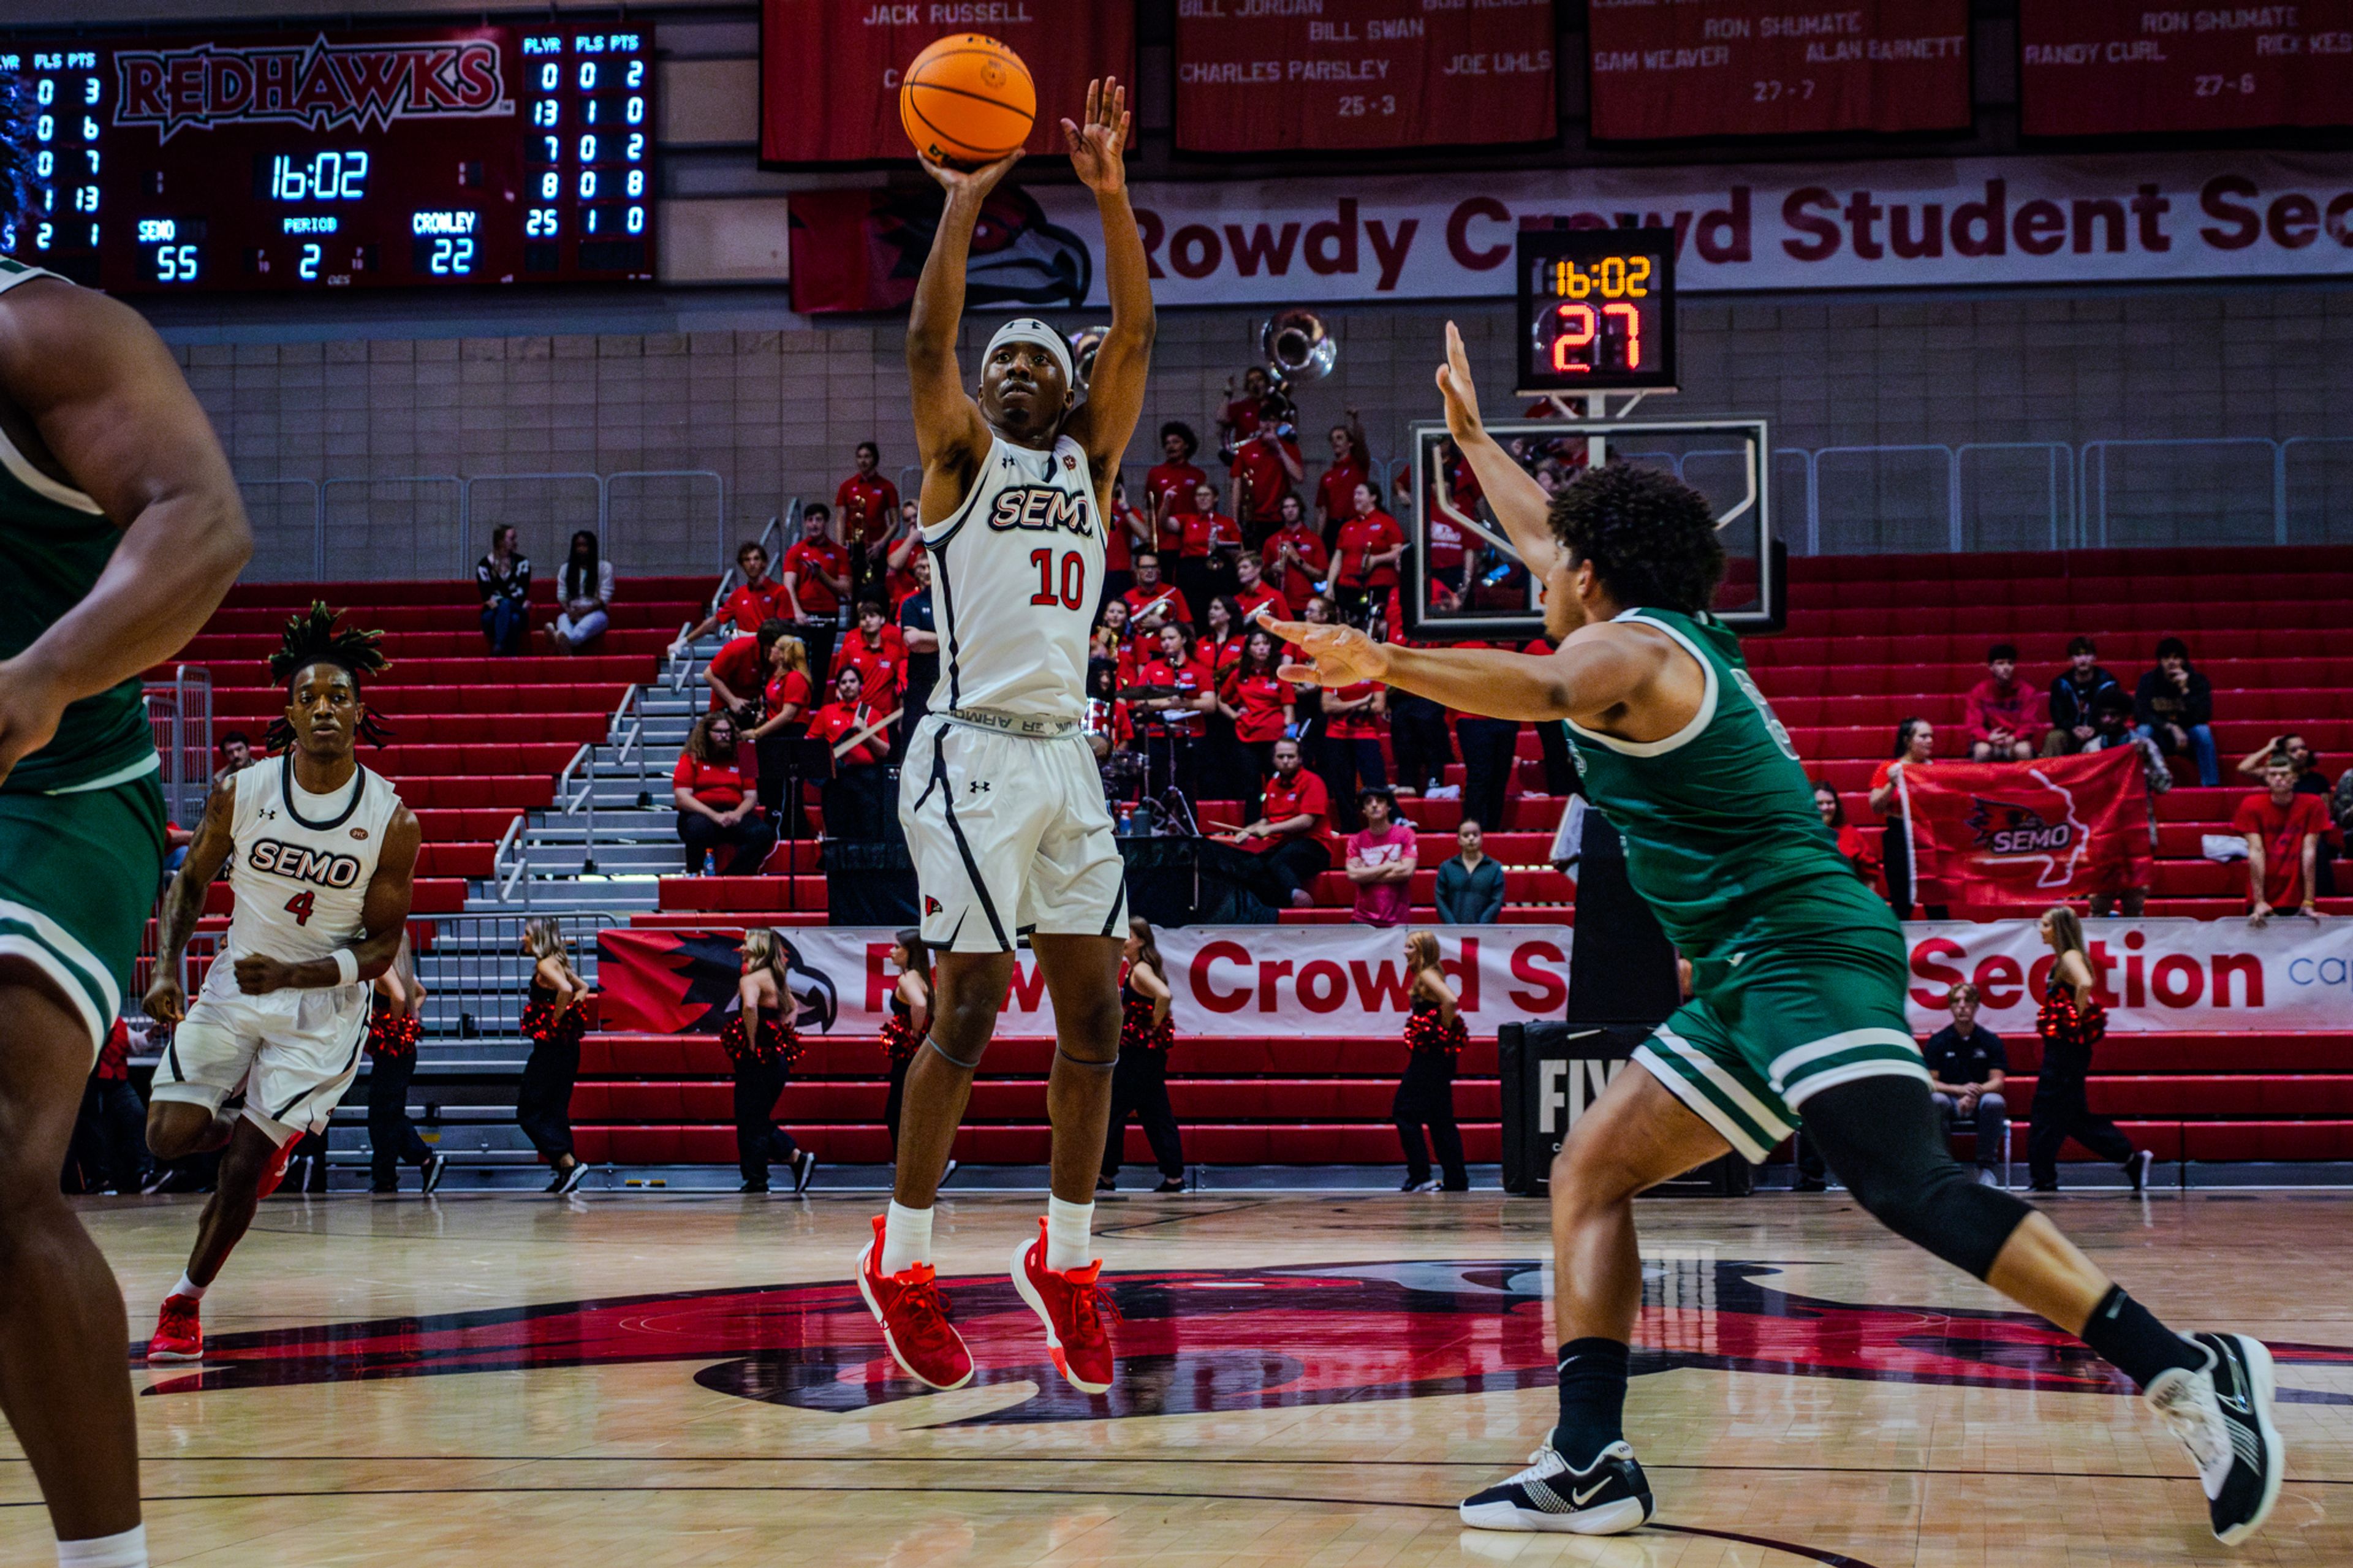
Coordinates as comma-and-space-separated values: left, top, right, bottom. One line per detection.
0, 23, 654, 292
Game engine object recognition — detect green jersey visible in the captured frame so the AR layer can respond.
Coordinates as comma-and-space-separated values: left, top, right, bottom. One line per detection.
0, 259, 155, 795
1564, 607, 1891, 954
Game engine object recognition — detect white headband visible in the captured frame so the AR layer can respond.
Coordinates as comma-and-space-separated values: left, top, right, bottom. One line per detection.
985, 317, 1074, 387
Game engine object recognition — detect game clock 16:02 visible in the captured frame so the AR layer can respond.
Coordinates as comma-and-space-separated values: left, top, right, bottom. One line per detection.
0, 24, 654, 293
1516, 228, 1678, 395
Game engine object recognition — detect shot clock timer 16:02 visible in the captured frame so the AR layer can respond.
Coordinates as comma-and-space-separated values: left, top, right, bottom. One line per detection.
1516, 228, 1679, 394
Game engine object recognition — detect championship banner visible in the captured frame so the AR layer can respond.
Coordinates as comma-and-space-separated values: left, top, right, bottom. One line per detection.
597, 925, 1572, 1039
1905, 917, 2353, 1035
759, 1, 1135, 165
1173, 0, 1555, 154
2020, 1, 2353, 138
1011, 150, 2353, 308
1893, 748, 2151, 910
1589, 0, 1969, 142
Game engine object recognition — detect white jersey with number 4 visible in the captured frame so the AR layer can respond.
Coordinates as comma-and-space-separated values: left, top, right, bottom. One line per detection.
200, 753, 400, 1004
922, 431, 1104, 722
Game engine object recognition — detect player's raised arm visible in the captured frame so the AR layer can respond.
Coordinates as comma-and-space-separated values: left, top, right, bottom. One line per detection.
1260, 611, 1662, 725
142, 775, 241, 1025
0, 283, 251, 782
906, 148, 1023, 486
1434, 320, 1560, 580
1061, 78, 1154, 478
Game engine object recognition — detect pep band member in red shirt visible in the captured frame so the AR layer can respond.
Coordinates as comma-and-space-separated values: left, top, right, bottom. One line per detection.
745, 632, 814, 828
1232, 550, 1284, 625
1262, 493, 1330, 616
681, 539, 789, 648
808, 664, 892, 841
1220, 625, 1295, 817
1229, 422, 1304, 540
836, 440, 902, 607
1174, 479, 1241, 627
1223, 737, 1332, 908
1314, 412, 1370, 542
838, 599, 909, 735
2237, 753, 2331, 924
673, 710, 774, 874
1145, 420, 1208, 545
1333, 479, 1406, 627
1105, 474, 1151, 600
1120, 550, 1189, 632
703, 616, 792, 719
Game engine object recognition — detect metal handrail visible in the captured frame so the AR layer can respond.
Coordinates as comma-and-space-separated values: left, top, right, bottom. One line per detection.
667, 623, 698, 692
491, 812, 529, 906
2078, 437, 2284, 550
1811, 443, 1958, 555
1955, 441, 2077, 553
610, 683, 651, 806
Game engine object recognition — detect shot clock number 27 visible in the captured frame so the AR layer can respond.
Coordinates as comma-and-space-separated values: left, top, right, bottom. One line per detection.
1515, 228, 1680, 395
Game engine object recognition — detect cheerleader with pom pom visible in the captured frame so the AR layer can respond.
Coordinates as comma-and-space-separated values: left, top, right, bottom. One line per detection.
517, 919, 592, 1195
1395, 930, 1469, 1192
365, 931, 445, 1194
727, 928, 816, 1194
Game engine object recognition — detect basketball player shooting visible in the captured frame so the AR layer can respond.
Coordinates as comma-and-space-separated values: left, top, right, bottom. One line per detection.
142, 607, 420, 1365
856, 78, 1151, 1396
1260, 324, 2284, 1545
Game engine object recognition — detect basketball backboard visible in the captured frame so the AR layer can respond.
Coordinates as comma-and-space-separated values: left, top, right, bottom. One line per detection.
1402, 417, 1782, 642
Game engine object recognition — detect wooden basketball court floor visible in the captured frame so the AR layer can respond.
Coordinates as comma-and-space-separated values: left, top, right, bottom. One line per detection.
10, 1190, 2347, 1566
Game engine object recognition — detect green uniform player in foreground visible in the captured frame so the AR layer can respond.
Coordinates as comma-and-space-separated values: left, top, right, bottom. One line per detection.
0, 251, 251, 1568
1262, 324, 2284, 1548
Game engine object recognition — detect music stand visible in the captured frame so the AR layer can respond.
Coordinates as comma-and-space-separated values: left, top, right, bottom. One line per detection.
778, 737, 835, 912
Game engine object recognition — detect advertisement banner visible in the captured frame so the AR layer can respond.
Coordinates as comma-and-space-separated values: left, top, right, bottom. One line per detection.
597, 925, 1573, 1039
1589, 0, 1969, 142
1012, 151, 2353, 308
1173, 0, 1555, 154
759, 1, 1135, 165
1905, 917, 2353, 1035
2020, 1, 2353, 138
1895, 748, 2152, 910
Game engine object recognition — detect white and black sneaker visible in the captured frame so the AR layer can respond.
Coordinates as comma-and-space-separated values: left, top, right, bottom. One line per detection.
791, 1148, 819, 1195
2146, 1332, 2284, 1545
2124, 1149, 2154, 1193
420, 1153, 448, 1195
1458, 1440, 1654, 1534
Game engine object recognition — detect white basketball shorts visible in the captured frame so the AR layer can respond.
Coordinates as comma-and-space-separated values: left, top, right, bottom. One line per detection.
151, 983, 372, 1143
899, 710, 1127, 954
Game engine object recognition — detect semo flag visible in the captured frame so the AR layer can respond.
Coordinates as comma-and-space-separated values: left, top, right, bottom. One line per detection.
1895, 748, 2152, 910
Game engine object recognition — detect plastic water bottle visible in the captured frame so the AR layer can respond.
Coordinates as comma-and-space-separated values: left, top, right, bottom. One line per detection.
702, 849, 716, 876
1118, 805, 1135, 838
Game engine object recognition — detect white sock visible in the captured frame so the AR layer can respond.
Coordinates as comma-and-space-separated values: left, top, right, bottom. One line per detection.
1045, 1195, 1095, 1273
880, 1200, 933, 1276
171, 1274, 206, 1303
58, 1524, 146, 1568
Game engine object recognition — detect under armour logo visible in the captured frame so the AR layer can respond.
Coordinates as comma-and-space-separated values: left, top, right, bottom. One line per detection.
1001, 455, 1018, 471
259, 808, 279, 821
968, 780, 991, 793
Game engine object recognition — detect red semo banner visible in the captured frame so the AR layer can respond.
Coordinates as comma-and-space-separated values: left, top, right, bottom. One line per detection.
1894, 748, 2152, 909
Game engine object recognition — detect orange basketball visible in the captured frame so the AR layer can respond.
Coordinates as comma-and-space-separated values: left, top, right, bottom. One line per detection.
900, 34, 1036, 167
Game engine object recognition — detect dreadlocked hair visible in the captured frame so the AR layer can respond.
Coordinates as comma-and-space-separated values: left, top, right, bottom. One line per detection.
1547, 461, 1726, 616
265, 602, 395, 751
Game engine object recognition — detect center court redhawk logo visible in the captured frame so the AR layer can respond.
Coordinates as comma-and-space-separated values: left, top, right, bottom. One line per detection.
115, 35, 510, 143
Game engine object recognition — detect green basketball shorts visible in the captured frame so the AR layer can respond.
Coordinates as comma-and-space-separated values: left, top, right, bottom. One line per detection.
1633, 915, 1928, 1164
0, 773, 166, 1056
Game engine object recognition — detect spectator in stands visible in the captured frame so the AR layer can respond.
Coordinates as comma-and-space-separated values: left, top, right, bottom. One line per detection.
1965, 643, 2036, 762
782, 502, 849, 630
1221, 626, 1294, 814
745, 633, 813, 825
1332, 479, 1406, 626
517, 919, 590, 1195
809, 665, 892, 841
1175, 479, 1242, 624
1317, 670, 1387, 833
1121, 550, 1188, 631
1226, 738, 1332, 909
1870, 718, 1947, 920
673, 711, 773, 874
2133, 637, 2219, 786
2028, 906, 2153, 1194
64, 1020, 147, 1196
2042, 635, 2122, 756
724, 928, 816, 1195
2237, 752, 2328, 926
1261, 493, 1330, 617
703, 616, 787, 724
1314, 411, 1371, 539
1457, 699, 1521, 849
1814, 779, 1882, 891
1346, 787, 1418, 927
885, 498, 925, 607
679, 539, 788, 649
476, 525, 531, 655
1435, 819, 1504, 924
2235, 730, 2328, 795
1232, 550, 1283, 626
898, 551, 939, 735
1229, 417, 1305, 540
1145, 422, 1207, 537
1101, 917, 1184, 1194
1104, 475, 1149, 602
835, 441, 901, 608
1134, 620, 1214, 798
1092, 597, 1132, 671
1218, 366, 1275, 447
548, 529, 614, 656
363, 933, 443, 1195
211, 730, 256, 790
1923, 982, 2008, 1185
1395, 930, 1469, 1193
837, 599, 907, 740
2332, 764, 2353, 900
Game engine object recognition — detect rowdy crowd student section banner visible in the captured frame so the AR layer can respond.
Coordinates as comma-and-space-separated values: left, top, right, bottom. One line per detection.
597, 926, 1573, 1039
1172, 0, 1555, 154
759, 1, 1135, 165
1893, 748, 2151, 910
1588, 0, 1969, 141
1904, 917, 2353, 1034
2018, 1, 2353, 138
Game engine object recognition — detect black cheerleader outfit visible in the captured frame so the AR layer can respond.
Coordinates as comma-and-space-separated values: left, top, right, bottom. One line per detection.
516, 980, 588, 1166
1395, 998, 1469, 1191
722, 1006, 806, 1189
2027, 978, 2134, 1190
879, 990, 922, 1151
1101, 966, 1184, 1187
364, 997, 431, 1189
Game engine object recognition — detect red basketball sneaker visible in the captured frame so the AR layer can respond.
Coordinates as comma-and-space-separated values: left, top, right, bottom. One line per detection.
146, 1294, 203, 1362
1011, 1219, 1120, 1395
855, 1214, 973, 1390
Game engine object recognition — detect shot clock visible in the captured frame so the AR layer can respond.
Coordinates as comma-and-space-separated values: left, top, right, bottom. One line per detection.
0, 24, 654, 293
1516, 227, 1678, 395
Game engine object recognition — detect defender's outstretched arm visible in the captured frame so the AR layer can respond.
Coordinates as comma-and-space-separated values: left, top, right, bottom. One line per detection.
1061, 78, 1154, 475
1263, 612, 1662, 725
1434, 320, 1561, 580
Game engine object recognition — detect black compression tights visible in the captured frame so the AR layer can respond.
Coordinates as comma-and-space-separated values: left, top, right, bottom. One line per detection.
1800, 1073, 2036, 1281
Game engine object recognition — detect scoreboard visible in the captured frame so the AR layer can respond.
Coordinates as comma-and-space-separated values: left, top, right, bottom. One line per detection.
0, 23, 654, 292
1516, 228, 1680, 395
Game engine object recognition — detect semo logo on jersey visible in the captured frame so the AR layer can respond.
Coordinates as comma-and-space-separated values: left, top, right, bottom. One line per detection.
987, 486, 1096, 537
248, 838, 364, 888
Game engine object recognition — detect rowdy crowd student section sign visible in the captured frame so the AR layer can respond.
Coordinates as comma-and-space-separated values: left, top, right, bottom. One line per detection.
596, 926, 1572, 1039
2019, 1, 2353, 138
1172, 0, 1555, 153
759, 1, 1135, 164
1588, 0, 1970, 141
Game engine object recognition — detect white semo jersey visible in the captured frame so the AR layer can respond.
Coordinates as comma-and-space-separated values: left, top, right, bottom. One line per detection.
922, 430, 1104, 722
200, 754, 401, 1003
